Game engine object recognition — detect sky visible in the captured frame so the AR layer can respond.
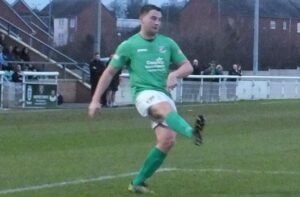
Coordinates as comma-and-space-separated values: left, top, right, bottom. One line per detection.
5, 0, 172, 10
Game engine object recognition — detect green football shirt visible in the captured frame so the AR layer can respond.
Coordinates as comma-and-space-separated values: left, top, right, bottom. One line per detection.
110, 33, 187, 99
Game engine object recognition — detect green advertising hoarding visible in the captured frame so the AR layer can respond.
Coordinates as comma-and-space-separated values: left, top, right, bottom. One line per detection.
25, 84, 58, 107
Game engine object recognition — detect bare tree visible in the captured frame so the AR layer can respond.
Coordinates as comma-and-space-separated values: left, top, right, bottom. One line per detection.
108, 0, 127, 18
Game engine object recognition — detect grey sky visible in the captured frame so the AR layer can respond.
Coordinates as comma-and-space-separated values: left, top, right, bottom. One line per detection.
5, 0, 170, 10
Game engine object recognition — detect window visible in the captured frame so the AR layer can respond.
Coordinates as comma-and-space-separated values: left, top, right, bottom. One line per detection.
70, 18, 76, 28
270, 20, 276, 30
58, 33, 64, 43
59, 19, 64, 27
297, 23, 300, 33
283, 21, 287, 30
69, 33, 74, 42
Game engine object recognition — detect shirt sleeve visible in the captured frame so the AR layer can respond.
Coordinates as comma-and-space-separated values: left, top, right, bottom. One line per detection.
169, 38, 187, 65
110, 41, 130, 69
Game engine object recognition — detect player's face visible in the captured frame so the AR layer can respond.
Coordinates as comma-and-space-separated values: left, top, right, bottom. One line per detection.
140, 10, 162, 36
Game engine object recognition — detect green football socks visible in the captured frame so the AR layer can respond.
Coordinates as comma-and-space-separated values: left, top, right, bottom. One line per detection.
165, 111, 193, 138
132, 147, 167, 185
132, 112, 192, 185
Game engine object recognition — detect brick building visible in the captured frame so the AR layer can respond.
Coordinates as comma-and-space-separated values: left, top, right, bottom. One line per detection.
177, 0, 300, 70
41, 0, 118, 60
12, 0, 52, 45
0, 0, 33, 36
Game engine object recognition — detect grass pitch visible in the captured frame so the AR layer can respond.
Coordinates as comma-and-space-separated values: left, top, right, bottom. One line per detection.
0, 100, 300, 196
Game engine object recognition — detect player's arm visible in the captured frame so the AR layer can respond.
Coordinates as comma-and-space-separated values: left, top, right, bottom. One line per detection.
167, 60, 193, 91
167, 39, 193, 91
89, 41, 129, 118
171, 60, 193, 78
88, 65, 120, 118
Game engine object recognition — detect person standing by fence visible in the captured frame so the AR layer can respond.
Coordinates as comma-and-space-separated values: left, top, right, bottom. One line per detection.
227, 64, 242, 100
89, 52, 106, 105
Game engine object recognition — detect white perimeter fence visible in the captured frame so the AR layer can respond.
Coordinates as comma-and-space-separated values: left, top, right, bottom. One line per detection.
1, 72, 59, 108
115, 74, 300, 105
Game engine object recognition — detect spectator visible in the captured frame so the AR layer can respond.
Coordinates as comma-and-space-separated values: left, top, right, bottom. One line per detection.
12, 46, 21, 61
0, 34, 7, 52
106, 71, 122, 107
0, 45, 5, 70
210, 64, 223, 101
20, 47, 31, 61
106, 56, 122, 107
202, 60, 222, 102
227, 64, 242, 100
192, 59, 201, 75
11, 64, 22, 83
57, 93, 64, 105
188, 59, 202, 101
26, 64, 37, 72
216, 64, 223, 75
89, 52, 106, 105
3, 45, 16, 71
237, 64, 242, 75
4, 45, 14, 60
185, 59, 201, 79
215, 64, 224, 81
202, 60, 217, 76
20, 47, 31, 70
228, 64, 242, 81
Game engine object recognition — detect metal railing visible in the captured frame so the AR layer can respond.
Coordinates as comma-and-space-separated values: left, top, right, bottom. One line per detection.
3, 61, 91, 84
0, 17, 89, 80
177, 75, 300, 103
115, 74, 300, 105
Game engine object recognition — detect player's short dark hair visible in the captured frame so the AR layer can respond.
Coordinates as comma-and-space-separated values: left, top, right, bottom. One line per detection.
140, 4, 162, 16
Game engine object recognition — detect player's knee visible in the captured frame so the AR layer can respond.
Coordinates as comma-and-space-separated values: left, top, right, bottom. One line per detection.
149, 102, 174, 119
157, 136, 176, 152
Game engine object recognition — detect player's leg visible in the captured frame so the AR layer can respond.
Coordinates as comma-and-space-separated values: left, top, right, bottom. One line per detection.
135, 90, 205, 142
150, 101, 193, 138
130, 125, 176, 191
150, 97, 205, 145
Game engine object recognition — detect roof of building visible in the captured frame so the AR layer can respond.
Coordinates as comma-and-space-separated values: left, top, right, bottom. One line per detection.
12, 0, 49, 29
186, 0, 300, 19
41, 0, 94, 18
40, 0, 115, 19
0, 0, 34, 33
260, 0, 300, 18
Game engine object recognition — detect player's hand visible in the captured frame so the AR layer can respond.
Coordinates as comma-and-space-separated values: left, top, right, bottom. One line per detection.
167, 72, 178, 91
88, 101, 102, 118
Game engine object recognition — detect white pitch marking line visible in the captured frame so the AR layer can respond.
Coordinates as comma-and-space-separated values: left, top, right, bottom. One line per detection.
0, 172, 137, 195
0, 168, 299, 195
0, 168, 174, 195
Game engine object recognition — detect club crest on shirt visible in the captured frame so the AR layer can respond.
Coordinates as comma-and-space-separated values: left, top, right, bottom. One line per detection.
159, 46, 166, 53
